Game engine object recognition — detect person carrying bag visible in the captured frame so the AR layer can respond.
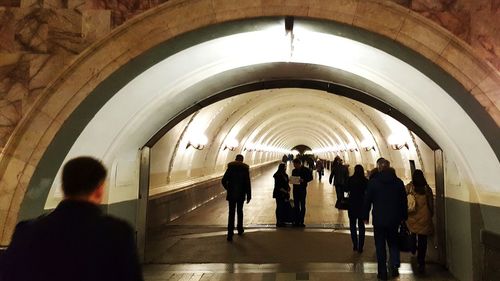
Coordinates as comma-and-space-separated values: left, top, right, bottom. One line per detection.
405, 170, 434, 273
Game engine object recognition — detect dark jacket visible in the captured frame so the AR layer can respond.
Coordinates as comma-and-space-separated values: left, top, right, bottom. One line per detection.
329, 164, 349, 187
221, 161, 251, 202
346, 175, 368, 219
273, 172, 290, 199
363, 171, 408, 227
291, 166, 313, 189
0, 200, 143, 281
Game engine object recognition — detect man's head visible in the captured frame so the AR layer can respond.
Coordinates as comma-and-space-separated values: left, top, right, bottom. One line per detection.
62, 156, 107, 204
376, 157, 386, 171
292, 158, 302, 169
235, 154, 244, 162
378, 159, 391, 172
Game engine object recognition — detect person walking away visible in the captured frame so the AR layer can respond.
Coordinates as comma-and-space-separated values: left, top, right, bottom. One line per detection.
316, 159, 324, 182
406, 169, 434, 273
221, 154, 252, 242
369, 157, 386, 179
363, 160, 408, 280
291, 158, 313, 227
282, 154, 288, 164
273, 163, 290, 227
0, 156, 143, 281
346, 164, 368, 253
329, 156, 349, 207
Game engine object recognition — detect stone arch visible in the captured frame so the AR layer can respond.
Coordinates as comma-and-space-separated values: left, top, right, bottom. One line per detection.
0, 0, 498, 246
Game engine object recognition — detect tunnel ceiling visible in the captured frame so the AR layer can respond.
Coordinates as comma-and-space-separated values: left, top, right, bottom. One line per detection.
155, 88, 417, 160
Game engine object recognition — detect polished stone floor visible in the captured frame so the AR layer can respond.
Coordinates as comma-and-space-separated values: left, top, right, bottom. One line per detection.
144, 163, 456, 281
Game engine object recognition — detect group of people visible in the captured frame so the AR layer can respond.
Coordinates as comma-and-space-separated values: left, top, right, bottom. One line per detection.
269, 156, 435, 280
350, 157, 434, 279
222, 155, 314, 235
0, 154, 434, 281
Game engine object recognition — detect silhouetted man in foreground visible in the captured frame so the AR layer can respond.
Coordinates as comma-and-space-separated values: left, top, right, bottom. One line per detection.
291, 158, 313, 227
364, 159, 407, 280
0, 156, 143, 281
222, 154, 251, 241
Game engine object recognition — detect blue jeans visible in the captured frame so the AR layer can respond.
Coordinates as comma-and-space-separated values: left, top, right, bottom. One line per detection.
373, 225, 400, 275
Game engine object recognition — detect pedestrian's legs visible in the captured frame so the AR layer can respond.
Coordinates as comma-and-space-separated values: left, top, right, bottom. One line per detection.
227, 201, 236, 239
275, 198, 282, 224
358, 218, 365, 252
387, 225, 401, 276
236, 200, 244, 234
293, 189, 300, 225
373, 226, 388, 278
410, 233, 417, 254
349, 217, 358, 250
417, 234, 428, 267
299, 192, 306, 225
318, 170, 322, 182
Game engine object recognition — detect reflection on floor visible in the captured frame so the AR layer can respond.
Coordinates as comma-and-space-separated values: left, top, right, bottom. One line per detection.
144, 163, 456, 281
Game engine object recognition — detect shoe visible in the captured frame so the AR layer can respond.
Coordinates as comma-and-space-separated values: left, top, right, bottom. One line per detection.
390, 266, 399, 277
227, 235, 233, 242
300, 223, 306, 227
237, 228, 244, 235
353, 246, 358, 251
377, 272, 388, 280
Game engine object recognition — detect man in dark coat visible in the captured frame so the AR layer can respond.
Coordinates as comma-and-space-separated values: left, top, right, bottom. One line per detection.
291, 158, 313, 227
364, 159, 408, 280
369, 157, 386, 179
329, 156, 349, 204
221, 154, 251, 241
0, 157, 143, 281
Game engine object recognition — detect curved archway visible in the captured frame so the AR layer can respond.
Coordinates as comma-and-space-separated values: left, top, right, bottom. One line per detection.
0, 3, 498, 280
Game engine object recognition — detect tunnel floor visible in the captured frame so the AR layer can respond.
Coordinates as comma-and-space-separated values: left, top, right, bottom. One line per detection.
143, 164, 456, 280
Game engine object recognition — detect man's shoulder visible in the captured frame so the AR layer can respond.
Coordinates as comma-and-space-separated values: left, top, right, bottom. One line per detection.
395, 177, 405, 186
12, 218, 38, 235
227, 161, 249, 169
100, 215, 134, 234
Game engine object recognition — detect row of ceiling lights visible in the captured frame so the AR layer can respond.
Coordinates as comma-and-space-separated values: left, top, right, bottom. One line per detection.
186, 135, 292, 153
186, 134, 410, 153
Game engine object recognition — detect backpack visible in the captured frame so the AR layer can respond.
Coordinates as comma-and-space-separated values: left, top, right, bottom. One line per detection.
407, 185, 416, 213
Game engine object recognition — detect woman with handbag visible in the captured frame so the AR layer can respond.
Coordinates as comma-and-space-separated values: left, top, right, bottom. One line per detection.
346, 164, 368, 253
273, 163, 290, 227
405, 169, 434, 273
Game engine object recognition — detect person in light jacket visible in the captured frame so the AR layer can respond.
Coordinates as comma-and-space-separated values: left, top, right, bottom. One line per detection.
405, 169, 434, 273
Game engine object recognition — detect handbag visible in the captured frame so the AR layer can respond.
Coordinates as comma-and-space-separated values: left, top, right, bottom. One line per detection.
398, 222, 415, 252
407, 185, 416, 214
335, 197, 349, 210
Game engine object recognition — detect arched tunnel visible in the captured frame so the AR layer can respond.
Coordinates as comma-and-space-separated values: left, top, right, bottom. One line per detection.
0, 2, 499, 281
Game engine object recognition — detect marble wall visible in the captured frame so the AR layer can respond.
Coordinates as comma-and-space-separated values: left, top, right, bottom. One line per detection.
392, 0, 500, 71
0, 0, 498, 166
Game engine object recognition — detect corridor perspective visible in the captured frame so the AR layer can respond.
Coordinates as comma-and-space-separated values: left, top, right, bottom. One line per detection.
0, 1, 499, 281
143, 165, 455, 281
